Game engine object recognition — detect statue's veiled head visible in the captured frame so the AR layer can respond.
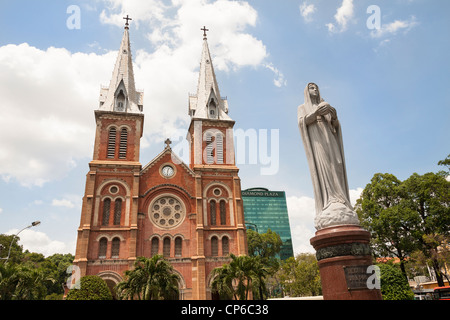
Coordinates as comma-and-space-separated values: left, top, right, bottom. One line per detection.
304, 82, 321, 105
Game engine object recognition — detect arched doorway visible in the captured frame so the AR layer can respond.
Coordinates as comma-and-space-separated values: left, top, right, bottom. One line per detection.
98, 271, 123, 300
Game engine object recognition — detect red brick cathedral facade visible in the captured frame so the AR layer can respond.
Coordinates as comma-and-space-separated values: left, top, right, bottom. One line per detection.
73, 25, 248, 300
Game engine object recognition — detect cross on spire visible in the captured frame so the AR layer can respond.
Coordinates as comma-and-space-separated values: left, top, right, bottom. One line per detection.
164, 138, 172, 148
123, 15, 132, 29
201, 26, 209, 40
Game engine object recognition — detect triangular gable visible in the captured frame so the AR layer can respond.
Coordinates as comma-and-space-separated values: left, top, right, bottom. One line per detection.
141, 147, 195, 177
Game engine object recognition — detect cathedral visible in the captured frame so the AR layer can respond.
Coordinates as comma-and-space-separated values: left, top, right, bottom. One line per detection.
73, 22, 248, 300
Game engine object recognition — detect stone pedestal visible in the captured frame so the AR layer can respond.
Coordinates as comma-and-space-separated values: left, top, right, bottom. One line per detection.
310, 225, 382, 300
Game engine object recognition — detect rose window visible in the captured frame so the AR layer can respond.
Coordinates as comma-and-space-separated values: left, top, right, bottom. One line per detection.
149, 195, 185, 229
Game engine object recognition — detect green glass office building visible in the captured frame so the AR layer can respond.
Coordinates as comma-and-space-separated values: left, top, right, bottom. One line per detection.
242, 188, 294, 260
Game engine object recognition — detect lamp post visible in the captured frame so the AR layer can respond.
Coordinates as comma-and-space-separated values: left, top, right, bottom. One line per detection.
1, 221, 41, 264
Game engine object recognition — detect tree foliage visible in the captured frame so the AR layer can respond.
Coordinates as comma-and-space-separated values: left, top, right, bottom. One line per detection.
247, 228, 282, 260
0, 234, 74, 300
356, 170, 450, 286
246, 229, 283, 299
66, 275, 113, 300
115, 255, 179, 300
378, 263, 414, 300
278, 253, 321, 297
211, 254, 258, 300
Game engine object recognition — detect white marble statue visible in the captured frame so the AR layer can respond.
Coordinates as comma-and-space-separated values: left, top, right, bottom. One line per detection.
297, 83, 360, 230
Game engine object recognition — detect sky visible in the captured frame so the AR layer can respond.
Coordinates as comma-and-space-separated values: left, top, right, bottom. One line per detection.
0, 0, 449, 257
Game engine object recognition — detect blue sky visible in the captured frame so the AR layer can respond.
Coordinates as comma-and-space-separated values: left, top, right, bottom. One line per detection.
0, 0, 449, 256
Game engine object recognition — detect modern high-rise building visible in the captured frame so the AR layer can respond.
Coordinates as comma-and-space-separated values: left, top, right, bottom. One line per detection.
242, 188, 294, 260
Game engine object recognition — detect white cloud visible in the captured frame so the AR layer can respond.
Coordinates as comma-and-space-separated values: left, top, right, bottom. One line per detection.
0, 0, 283, 187
286, 195, 315, 254
326, 0, 354, 33
370, 16, 418, 38
349, 187, 363, 206
0, 208, 3, 214
264, 63, 287, 87
286, 188, 363, 255
99, 0, 283, 143
52, 199, 75, 208
6, 228, 75, 256
0, 43, 116, 187
299, 2, 316, 22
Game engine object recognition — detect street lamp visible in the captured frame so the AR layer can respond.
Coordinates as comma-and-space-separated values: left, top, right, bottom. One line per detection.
1, 221, 41, 264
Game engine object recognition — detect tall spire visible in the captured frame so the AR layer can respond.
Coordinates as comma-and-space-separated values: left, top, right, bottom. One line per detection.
189, 28, 230, 120
99, 18, 143, 113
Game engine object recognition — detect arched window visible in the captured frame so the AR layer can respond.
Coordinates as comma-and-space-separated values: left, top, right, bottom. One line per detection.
163, 237, 171, 258
211, 236, 218, 257
119, 128, 128, 159
220, 200, 226, 225
102, 198, 111, 226
222, 237, 229, 256
175, 237, 182, 257
209, 100, 217, 119
98, 238, 107, 259
113, 199, 122, 225
116, 89, 126, 112
107, 127, 117, 158
210, 200, 216, 226
111, 237, 120, 258
151, 238, 159, 257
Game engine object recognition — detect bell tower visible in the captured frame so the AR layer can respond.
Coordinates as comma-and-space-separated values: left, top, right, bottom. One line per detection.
187, 27, 248, 299
74, 18, 144, 278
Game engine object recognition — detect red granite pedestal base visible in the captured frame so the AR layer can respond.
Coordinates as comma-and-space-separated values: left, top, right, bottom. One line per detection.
310, 225, 382, 300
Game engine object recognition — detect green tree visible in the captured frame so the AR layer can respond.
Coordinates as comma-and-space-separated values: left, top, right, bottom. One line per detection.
278, 253, 321, 297
0, 263, 49, 300
0, 234, 25, 264
116, 255, 179, 300
378, 263, 414, 300
42, 253, 74, 297
66, 275, 113, 300
211, 254, 256, 300
357, 171, 450, 286
402, 172, 450, 286
13, 266, 48, 300
438, 154, 450, 174
0, 263, 20, 300
251, 256, 271, 300
356, 173, 418, 279
247, 229, 282, 260
246, 229, 282, 299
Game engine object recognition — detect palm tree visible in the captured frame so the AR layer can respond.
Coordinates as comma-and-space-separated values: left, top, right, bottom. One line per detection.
211, 254, 257, 300
211, 262, 235, 300
14, 267, 48, 300
116, 255, 180, 300
251, 256, 271, 300
0, 263, 51, 300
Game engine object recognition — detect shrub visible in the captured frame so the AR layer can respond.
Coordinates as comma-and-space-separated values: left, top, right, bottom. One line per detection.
66, 275, 113, 300
378, 263, 414, 300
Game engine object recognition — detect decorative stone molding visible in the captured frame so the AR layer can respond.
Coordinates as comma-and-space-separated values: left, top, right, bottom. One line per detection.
315, 242, 371, 261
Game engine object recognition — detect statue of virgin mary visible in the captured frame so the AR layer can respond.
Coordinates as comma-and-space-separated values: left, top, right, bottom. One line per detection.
298, 83, 360, 230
